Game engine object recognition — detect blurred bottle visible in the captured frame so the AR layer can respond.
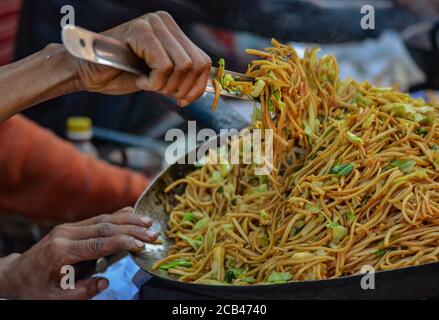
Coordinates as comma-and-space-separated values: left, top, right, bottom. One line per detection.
66, 117, 99, 158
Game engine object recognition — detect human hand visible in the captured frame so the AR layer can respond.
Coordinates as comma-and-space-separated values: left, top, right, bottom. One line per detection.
0, 207, 157, 300
72, 11, 211, 107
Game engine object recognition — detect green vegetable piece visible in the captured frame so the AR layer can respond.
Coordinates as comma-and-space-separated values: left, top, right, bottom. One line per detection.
177, 233, 203, 249
250, 79, 266, 97
353, 94, 373, 107
218, 58, 225, 68
362, 114, 375, 129
224, 268, 245, 283
331, 163, 355, 176
239, 276, 256, 283
415, 114, 433, 125
159, 259, 192, 270
193, 217, 210, 231
416, 127, 429, 136
346, 211, 356, 224
305, 204, 320, 213
303, 121, 313, 137
327, 222, 348, 244
258, 175, 269, 184
210, 171, 223, 183
257, 183, 268, 192
389, 159, 416, 173
182, 212, 195, 222
260, 210, 269, 219
259, 233, 269, 247
222, 73, 234, 88
347, 131, 364, 144
222, 223, 234, 230
268, 272, 293, 283
374, 247, 396, 256
382, 103, 417, 119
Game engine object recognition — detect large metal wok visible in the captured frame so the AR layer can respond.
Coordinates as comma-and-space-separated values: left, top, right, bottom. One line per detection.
131, 139, 439, 300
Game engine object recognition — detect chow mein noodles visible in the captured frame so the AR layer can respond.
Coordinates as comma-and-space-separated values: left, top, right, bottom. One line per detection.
153, 40, 439, 285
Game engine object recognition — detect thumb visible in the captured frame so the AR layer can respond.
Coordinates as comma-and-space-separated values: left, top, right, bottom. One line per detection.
59, 277, 109, 300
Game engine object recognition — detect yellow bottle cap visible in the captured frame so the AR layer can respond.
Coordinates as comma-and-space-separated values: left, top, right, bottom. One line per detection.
66, 117, 92, 133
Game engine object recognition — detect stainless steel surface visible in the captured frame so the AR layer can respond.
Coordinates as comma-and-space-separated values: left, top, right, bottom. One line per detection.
131, 136, 227, 283
131, 163, 196, 281
62, 25, 255, 101
62, 25, 150, 75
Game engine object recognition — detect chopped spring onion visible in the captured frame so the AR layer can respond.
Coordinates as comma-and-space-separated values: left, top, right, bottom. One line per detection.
224, 268, 245, 283
346, 211, 356, 224
331, 163, 355, 176
177, 233, 203, 249
347, 131, 364, 144
210, 171, 223, 183
416, 127, 429, 136
258, 175, 269, 184
193, 217, 210, 231
374, 247, 397, 256
159, 259, 192, 270
389, 159, 416, 173
182, 212, 195, 222
267, 272, 292, 283
257, 183, 268, 192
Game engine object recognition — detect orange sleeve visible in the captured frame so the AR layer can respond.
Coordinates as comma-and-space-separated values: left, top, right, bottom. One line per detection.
0, 115, 148, 222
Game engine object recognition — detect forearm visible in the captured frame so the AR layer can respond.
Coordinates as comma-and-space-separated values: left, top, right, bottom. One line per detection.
0, 43, 80, 123
0, 253, 21, 299
0, 116, 148, 222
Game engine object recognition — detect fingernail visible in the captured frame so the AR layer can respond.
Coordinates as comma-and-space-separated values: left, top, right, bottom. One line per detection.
97, 278, 109, 292
135, 239, 145, 248
141, 217, 152, 225
180, 99, 189, 107
146, 230, 158, 238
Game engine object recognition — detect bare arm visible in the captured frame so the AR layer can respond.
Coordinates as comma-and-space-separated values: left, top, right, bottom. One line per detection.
0, 11, 211, 124
0, 44, 80, 123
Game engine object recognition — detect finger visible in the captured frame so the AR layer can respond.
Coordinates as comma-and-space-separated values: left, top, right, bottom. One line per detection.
173, 49, 211, 104
68, 235, 146, 263
58, 277, 109, 300
127, 20, 173, 92
73, 208, 153, 228
64, 223, 158, 243
146, 13, 192, 96
156, 11, 211, 102
178, 65, 210, 107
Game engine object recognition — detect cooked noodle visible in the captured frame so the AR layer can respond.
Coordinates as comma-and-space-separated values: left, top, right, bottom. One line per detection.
154, 40, 439, 285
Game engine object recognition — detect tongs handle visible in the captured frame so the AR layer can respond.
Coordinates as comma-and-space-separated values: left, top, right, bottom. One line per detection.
62, 25, 150, 76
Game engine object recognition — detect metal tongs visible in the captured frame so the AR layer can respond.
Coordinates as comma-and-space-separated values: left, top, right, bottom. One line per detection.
62, 25, 255, 101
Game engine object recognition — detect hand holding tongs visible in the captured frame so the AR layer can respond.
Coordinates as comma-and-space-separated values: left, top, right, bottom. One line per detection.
61, 25, 255, 101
